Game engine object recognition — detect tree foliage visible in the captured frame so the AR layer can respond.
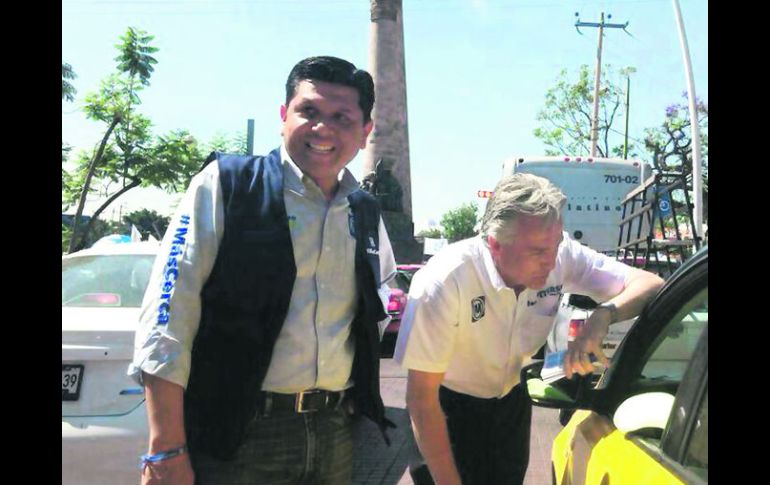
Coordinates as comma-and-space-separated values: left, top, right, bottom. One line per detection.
205, 131, 249, 155
644, 95, 708, 221
440, 202, 479, 242
416, 228, 443, 239
113, 27, 159, 87
66, 27, 202, 253
62, 62, 77, 102
644, 95, 708, 183
534, 65, 636, 158
118, 209, 171, 240
62, 218, 118, 253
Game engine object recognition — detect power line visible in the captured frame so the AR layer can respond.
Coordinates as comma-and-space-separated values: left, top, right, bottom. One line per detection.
607, 127, 646, 145
574, 11, 631, 157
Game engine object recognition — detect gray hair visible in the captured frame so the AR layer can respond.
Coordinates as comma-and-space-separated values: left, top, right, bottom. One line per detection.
480, 173, 566, 245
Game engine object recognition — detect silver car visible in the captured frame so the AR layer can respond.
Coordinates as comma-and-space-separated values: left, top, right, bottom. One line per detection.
62, 241, 158, 484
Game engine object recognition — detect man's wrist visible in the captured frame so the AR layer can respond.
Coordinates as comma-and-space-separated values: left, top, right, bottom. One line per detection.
595, 302, 618, 324
149, 437, 187, 454
140, 444, 187, 469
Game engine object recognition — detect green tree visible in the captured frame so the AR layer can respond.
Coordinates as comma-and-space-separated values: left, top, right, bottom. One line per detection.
113, 27, 159, 183
67, 27, 185, 253
644, 95, 708, 222
68, 128, 202, 251
69, 27, 158, 253
417, 228, 443, 239
62, 63, 77, 199
62, 142, 75, 211
206, 131, 249, 155
62, 217, 119, 253
118, 208, 171, 240
62, 62, 77, 102
534, 65, 636, 158
441, 202, 479, 242
62, 223, 72, 254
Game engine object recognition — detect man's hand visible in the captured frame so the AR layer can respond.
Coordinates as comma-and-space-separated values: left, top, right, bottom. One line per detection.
406, 370, 463, 485
563, 308, 611, 379
141, 454, 194, 485
564, 267, 664, 379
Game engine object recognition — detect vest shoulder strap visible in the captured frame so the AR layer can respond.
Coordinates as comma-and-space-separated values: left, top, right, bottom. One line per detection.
348, 189, 383, 286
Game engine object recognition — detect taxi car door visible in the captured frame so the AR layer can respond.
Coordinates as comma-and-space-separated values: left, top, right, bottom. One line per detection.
557, 254, 708, 485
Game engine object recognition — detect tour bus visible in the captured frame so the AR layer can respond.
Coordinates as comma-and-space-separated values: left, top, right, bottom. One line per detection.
501, 155, 646, 253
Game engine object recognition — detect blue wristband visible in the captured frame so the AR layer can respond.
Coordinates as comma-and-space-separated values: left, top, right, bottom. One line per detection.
140, 445, 187, 469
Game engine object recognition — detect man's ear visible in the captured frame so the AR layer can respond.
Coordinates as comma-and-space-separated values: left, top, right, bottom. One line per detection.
361, 120, 374, 148
487, 235, 500, 257
280, 104, 288, 122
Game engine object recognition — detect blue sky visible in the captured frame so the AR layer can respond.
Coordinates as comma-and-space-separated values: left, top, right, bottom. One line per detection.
62, 0, 708, 230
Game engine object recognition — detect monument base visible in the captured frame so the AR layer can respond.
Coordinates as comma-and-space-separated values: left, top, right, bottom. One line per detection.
381, 211, 423, 264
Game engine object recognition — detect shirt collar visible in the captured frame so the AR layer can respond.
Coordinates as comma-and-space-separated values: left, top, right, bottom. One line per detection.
280, 144, 359, 201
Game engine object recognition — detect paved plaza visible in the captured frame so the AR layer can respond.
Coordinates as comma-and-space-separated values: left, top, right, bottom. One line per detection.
352, 359, 562, 484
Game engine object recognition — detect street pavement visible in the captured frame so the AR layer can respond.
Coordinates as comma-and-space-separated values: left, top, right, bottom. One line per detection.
352, 358, 563, 485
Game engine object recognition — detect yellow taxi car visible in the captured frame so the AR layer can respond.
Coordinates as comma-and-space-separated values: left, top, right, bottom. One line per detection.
523, 246, 708, 484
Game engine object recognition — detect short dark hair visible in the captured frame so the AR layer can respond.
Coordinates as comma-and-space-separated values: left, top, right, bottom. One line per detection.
285, 56, 375, 124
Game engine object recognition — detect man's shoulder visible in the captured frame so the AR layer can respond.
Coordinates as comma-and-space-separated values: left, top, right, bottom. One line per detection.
420, 238, 482, 283
214, 148, 282, 172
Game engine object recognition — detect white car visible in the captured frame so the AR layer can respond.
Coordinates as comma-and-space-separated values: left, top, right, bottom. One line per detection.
62, 241, 158, 484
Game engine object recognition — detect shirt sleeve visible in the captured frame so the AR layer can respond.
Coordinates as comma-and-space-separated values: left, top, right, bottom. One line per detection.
561, 235, 633, 303
393, 269, 460, 373
127, 162, 224, 389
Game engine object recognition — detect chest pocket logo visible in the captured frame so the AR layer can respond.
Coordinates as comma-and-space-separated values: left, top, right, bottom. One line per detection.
471, 296, 486, 323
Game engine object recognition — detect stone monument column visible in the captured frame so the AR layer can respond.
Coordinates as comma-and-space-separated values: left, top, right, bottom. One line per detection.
365, 0, 422, 262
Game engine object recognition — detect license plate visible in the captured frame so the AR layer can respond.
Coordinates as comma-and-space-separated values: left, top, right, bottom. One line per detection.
62, 364, 84, 401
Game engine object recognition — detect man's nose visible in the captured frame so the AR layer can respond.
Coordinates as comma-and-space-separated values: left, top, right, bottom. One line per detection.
312, 118, 333, 133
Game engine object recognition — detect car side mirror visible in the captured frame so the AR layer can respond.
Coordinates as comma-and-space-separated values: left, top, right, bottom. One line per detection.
613, 392, 675, 436
521, 361, 580, 408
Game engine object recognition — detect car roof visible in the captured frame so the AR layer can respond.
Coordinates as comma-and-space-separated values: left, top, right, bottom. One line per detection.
62, 241, 160, 260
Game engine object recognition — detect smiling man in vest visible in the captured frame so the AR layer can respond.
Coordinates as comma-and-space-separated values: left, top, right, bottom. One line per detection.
129, 56, 397, 485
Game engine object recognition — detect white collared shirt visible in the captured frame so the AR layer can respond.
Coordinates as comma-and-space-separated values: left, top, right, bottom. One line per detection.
393, 234, 630, 398
129, 146, 396, 392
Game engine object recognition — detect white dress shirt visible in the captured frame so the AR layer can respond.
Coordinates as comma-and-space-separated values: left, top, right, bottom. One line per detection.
394, 234, 630, 398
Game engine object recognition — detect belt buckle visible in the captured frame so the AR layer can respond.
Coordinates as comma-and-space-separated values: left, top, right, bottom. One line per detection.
295, 390, 323, 413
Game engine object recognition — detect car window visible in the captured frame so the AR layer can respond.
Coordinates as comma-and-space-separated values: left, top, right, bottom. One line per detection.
683, 385, 708, 480
62, 254, 155, 308
640, 288, 708, 382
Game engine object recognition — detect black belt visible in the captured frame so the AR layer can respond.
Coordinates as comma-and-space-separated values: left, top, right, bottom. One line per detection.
258, 390, 345, 415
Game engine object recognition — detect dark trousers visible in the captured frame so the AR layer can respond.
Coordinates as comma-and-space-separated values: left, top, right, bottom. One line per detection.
414, 384, 532, 485
191, 407, 353, 485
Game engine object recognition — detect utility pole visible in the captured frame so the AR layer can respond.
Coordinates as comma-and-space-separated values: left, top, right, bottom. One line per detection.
671, 0, 703, 239
575, 12, 630, 157
623, 73, 630, 159
246, 119, 254, 155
